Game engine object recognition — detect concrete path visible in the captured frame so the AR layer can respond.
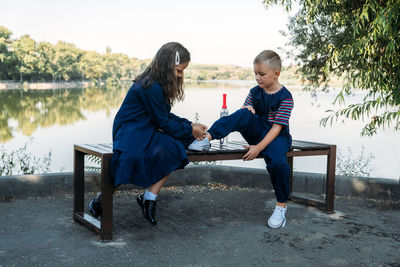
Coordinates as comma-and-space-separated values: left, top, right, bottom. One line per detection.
0, 185, 399, 266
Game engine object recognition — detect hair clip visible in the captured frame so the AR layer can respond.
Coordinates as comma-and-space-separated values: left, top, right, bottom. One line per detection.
175, 51, 180, 66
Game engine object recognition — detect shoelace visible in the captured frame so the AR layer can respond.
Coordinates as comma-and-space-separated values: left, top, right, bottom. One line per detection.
274, 207, 285, 219
147, 201, 155, 214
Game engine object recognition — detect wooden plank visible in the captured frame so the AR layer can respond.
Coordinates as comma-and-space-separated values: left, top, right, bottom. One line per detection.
74, 212, 101, 233
289, 195, 326, 210
98, 143, 113, 151
287, 149, 330, 157
292, 140, 332, 150
75, 139, 334, 157
74, 145, 111, 158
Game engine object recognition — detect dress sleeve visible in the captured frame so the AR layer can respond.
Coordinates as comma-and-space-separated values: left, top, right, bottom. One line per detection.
140, 83, 193, 139
273, 98, 294, 126
169, 112, 193, 125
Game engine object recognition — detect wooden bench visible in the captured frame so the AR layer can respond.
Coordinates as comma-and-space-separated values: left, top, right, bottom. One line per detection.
73, 140, 336, 240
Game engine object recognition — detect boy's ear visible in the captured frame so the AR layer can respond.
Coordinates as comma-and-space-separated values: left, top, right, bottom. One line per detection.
275, 69, 281, 78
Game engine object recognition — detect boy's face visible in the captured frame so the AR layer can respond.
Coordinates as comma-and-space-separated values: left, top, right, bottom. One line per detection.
253, 63, 280, 90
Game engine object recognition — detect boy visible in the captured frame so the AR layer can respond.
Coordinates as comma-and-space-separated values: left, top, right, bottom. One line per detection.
189, 50, 294, 228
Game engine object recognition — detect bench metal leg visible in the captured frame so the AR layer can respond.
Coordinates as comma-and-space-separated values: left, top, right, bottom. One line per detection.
100, 154, 113, 240
73, 148, 113, 240
288, 149, 336, 213
73, 149, 85, 218
325, 145, 336, 213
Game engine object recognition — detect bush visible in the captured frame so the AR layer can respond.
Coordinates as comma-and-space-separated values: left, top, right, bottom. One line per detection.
336, 146, 374, 177
0, 140, 52, 176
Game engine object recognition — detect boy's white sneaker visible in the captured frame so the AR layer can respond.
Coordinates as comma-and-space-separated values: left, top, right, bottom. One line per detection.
188, 138, 211, 151
267, 205, 287, 229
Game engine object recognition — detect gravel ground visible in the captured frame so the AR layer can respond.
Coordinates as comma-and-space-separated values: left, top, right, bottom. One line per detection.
0, 183, 399, 266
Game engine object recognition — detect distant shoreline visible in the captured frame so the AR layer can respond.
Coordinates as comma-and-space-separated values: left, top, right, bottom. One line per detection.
0, 79, 343, 91
0, 79, 253, 90
0, 81, 96, 90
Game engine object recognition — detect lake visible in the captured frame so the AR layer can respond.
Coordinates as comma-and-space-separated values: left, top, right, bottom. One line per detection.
0, 80, 399, 179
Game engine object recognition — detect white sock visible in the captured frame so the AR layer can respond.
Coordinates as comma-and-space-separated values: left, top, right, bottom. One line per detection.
144, 190, 157, 201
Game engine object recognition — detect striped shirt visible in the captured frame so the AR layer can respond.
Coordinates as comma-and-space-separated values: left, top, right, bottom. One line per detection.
243, 86, 294, 127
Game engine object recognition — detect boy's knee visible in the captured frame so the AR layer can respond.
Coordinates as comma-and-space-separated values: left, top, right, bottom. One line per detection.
235, 108, 254, 120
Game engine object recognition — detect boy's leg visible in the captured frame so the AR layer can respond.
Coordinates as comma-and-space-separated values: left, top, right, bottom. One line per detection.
263, 135, 291, 228
208, 109, 262, 142
262, 135, 291, 203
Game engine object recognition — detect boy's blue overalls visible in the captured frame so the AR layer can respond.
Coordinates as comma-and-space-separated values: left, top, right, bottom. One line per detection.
208, 86, 293, 203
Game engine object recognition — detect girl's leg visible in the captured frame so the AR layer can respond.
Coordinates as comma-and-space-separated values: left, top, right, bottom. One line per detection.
88, 185, 120, 218
147, 174, 170, 195
137, 174, 171, 225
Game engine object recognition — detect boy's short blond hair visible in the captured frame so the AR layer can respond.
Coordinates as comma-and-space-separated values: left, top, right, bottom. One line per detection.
253, 50, 282, 71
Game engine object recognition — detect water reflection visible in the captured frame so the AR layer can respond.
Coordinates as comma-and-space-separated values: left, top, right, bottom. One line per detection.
0, 81, 398, 179
0, 81, 254, 143
0, 85, 128, 143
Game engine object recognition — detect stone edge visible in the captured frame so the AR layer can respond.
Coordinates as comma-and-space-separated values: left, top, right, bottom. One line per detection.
0, 165, 398, 201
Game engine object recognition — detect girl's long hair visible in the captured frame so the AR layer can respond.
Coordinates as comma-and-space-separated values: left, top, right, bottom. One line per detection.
134, 42, 190, 106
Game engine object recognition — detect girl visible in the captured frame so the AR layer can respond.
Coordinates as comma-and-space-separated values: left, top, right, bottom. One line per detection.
89, 42, 207, 225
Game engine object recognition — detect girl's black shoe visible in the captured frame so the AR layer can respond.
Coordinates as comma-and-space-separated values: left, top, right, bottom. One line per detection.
136, 194, 157, 225
88, 193, 102, 218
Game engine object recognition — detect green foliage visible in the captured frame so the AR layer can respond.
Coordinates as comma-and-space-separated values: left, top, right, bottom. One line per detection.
264, 0, 400, 136
0, 140, 51, 176
336, 146, 374, 177
85, 155, 101, 171
0, 26, 15, 80
0, 26, 254, 83
0, 26, 146, 82
185, 64, 253, 81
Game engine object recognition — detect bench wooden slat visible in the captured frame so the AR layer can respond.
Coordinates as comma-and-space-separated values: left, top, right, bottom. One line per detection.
292, 140, 332, 150
75, 139, 334, 156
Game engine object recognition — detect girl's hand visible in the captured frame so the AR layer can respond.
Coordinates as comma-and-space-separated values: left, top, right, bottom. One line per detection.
192, 124, 207, 140
191, 123, 208, 131
242, 145, 262, 161
242, 106, 255, 114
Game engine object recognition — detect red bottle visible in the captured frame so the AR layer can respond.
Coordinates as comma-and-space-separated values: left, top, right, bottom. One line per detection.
220, 94, 229, 145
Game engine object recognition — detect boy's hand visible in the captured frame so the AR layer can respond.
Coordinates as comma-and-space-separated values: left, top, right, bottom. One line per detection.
242, 106, 255, 114
242, 145, 262, 161
192, 124, 207, 140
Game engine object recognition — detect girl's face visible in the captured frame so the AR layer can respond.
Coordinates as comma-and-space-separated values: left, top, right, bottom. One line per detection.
174, 62, 189, 78
253, 63, 280, 90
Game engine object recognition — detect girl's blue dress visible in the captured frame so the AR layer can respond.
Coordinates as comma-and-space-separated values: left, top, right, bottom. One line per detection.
110, 81, 193, 188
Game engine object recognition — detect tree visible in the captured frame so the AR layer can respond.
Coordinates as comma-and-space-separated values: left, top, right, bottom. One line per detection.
78, 50, 105, 81
37, 41, 57, 81
11, 34, 39, 81
264, 0, 400, 136
0, 26, 14, 80
53, 41, 83, 81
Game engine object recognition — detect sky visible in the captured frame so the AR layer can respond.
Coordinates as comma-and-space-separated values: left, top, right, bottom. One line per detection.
1, 0, 294, 68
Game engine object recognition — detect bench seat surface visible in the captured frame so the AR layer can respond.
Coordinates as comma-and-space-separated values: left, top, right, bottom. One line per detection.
75, 140, 333, 157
